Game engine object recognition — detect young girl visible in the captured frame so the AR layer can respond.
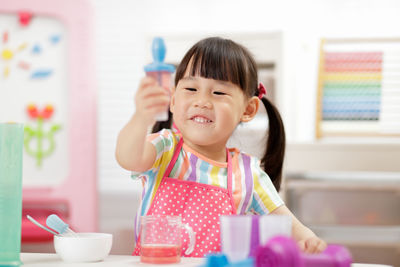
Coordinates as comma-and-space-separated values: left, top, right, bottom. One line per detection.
116, 37, 326, 257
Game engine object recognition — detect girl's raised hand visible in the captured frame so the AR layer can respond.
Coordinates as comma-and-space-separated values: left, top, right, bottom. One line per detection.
134, 76, 170, 126
297, 236, 327, 254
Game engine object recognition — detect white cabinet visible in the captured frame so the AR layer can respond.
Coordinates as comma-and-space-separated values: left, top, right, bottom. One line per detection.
284, 173, 400, 266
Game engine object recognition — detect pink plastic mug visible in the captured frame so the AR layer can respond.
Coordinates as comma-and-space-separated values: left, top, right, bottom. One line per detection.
140, 215, 195, 264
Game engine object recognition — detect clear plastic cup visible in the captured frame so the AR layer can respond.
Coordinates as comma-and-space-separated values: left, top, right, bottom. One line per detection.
220, 215, 253, 262
140, 215, 195, 264
259, 214, 292, 245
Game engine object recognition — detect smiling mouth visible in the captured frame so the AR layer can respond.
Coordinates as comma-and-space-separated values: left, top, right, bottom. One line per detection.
191, 116, 213, 124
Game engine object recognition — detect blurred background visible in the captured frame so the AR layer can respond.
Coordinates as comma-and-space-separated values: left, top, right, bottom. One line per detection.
1, 0, 399, 266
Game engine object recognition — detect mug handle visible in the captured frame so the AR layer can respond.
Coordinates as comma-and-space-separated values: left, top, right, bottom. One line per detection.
183, 223, 195, 255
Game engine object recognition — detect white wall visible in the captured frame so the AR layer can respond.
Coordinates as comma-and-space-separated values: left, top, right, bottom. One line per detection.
95, 0, 400, 188
93, 0, 400, 254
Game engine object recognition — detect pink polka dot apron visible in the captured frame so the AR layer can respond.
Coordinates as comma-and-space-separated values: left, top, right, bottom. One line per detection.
133, 138, 237, 257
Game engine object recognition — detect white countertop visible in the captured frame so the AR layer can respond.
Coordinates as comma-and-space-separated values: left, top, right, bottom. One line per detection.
20, 253, 393, 267
21, 253, 204, 266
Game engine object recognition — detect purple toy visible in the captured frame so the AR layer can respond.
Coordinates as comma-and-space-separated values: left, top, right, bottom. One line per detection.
249, 216, 260, 258
255, 236, 352, 267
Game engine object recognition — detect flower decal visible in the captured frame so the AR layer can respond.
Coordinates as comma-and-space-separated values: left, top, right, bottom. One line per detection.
27, 104, 54, 119
25, 103, 61, 167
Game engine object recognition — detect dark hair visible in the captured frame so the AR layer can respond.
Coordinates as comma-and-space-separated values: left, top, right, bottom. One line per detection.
152, 37, 285, 191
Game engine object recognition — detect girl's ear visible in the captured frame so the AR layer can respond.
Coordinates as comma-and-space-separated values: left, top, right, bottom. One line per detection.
241, 96, 259, 122
169, 86, 176, 113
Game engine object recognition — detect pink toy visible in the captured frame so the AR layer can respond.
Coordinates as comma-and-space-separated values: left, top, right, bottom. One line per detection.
255, 236, 352, 267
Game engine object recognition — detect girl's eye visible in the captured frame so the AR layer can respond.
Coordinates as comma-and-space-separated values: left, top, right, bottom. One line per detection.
185, 88, 197, 92
214, 91, 226, 95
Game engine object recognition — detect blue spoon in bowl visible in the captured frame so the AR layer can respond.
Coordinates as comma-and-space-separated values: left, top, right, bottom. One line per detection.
46, 214, 77, 236
26, 215, 59, 236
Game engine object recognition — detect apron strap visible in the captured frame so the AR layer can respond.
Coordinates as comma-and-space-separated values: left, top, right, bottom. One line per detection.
164, 137, 237, 214
226, 148, 236, 213
164, 137, 184, 178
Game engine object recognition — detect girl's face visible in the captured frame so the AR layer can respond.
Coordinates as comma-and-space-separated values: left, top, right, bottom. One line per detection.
170, 70, 258, 158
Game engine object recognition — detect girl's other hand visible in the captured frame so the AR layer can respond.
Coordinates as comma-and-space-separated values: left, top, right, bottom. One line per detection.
297, 236, 327, 254
134, 77, 170, 126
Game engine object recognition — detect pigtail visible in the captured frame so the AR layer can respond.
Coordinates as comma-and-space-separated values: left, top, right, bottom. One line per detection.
151, 110, 173, 133
260, 97, 286, 192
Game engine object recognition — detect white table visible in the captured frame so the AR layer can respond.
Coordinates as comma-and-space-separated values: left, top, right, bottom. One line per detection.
20, 253, 393, 267
21, 253, 204, 266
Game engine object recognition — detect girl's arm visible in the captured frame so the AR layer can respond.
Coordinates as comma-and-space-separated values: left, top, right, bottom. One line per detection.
270, 205, 327, 253
115, 77, 170, 171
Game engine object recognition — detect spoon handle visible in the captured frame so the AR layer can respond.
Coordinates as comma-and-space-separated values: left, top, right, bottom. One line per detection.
27, 215, 58, 235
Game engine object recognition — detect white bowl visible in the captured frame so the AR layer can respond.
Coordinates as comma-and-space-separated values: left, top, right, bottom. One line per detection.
54, 233, 112, 262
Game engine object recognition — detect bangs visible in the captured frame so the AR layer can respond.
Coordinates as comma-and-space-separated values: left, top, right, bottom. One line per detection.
188, 46, 243, 88
175, 37, 253, 93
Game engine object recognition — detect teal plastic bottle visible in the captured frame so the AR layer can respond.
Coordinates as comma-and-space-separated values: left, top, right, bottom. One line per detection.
0, 123, 24, 266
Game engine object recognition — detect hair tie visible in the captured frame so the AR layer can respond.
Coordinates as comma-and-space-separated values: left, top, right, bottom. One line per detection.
258, 82, 266, 99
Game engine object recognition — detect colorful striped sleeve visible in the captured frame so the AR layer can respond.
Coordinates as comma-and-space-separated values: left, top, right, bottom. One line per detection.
249, 157, 284, 215
131, 129, 176, 180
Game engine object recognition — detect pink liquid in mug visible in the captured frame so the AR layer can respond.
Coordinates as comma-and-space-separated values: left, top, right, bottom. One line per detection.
140, 244, 181, 264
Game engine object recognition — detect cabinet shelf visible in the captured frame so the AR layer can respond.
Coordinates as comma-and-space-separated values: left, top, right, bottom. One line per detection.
309, 225, 400, 245
283, 174, 400, 265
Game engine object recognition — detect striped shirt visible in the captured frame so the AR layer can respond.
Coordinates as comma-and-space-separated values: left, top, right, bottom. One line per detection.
131, 129, 284, 236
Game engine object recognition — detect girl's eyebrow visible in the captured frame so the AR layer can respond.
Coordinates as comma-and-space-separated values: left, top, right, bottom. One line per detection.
181, 76, 231, 87
215, 80, 231, 87
180, 76, 197, 82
